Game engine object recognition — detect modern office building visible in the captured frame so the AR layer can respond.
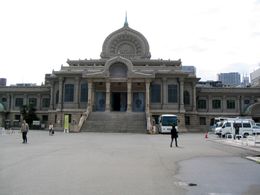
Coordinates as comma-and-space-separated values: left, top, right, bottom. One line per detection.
217, 72, 241, 86
250, 67, 260, 87
241, 74, 250, 87
0, 78, 7, 86
0, 20, 260, 131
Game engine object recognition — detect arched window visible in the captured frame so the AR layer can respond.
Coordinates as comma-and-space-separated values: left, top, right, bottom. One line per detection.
184, 91, 190, 105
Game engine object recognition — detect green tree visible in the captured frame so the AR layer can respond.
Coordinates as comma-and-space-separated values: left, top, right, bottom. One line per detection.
20, 104, 39, 127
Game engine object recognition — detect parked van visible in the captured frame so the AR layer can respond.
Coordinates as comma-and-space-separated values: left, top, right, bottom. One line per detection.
158, 114, 178, 133
214, 117, 238, 136
214, 121, 226, 136
220, 119, 255, 138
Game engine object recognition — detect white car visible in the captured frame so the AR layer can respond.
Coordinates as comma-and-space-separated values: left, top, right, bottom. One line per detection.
252, 125, 260, 135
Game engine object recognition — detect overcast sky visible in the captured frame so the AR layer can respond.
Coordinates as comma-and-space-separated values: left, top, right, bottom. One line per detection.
1, 0, 260, 85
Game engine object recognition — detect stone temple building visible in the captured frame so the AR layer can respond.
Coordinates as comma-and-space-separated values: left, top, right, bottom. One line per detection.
0, 19, 260, 132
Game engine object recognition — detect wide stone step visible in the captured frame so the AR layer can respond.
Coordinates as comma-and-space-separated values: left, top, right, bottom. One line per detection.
81, 112, 146, 133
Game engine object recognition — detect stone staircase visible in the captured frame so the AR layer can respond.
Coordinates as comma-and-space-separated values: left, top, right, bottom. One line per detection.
81, 112, 146, 133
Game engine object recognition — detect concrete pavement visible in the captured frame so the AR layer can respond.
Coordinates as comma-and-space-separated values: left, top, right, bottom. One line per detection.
1, 131, 260, 195
208, 132, 260, 163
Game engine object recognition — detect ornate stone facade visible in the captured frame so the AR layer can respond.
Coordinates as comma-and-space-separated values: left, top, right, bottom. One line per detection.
0, 21, 259, 131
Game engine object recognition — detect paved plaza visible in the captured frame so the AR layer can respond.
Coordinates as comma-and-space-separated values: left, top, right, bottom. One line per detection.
1, 131, 260, 195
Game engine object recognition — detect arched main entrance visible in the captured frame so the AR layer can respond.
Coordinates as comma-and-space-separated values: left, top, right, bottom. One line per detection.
244, 102, 260, 122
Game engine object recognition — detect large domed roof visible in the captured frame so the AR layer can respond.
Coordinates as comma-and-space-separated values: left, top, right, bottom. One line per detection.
100, 20, 151, 60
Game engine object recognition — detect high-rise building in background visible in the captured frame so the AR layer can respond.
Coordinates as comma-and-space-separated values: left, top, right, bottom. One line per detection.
217, 72, 241, 86
241, 74, 250, 87
0, 78, 7, 86
250, 67, 260, 87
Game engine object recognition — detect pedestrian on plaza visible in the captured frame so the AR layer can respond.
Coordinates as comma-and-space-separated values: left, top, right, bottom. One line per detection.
170, 123, 178, 147
234, 123, 240, 139
20, 120, 29, 143
49, 123, 54, 135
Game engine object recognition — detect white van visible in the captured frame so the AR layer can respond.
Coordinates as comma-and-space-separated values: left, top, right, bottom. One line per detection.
220, 119, 255, 138
214, 117, 239, 136
158, 114, 178, 133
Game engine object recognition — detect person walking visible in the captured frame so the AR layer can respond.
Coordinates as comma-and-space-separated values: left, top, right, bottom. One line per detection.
234, 123, 240, 139
49, 123, 54, 135
170, 124, 178, 147
20, 120, 29, 143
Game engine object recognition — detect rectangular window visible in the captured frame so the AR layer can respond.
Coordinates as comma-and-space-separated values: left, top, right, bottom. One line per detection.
185, 116, 190, 125
80, 83, 88, 102
15, 98, 23, 107
244, 99, 250, 104
42, 98, 50, 108
243, 123, 251, 128
200, 117, 206, 125
226, 100, 235, 109
42, 115, 48, 122
212, 99, 221, 109
151, 84, 161, 103
29, 98, 37, 107
64, 84, 74, 102
168, 84, 177, 103
198, 99, 206, 109
225, 122, 231, 127
15, 115, 21, 121
233, 123, 242, 128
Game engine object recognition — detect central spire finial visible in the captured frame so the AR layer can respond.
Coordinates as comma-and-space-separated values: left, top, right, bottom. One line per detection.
124, 12, 128, 27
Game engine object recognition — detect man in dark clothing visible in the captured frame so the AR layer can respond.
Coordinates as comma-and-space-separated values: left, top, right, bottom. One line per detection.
234, 123, 240, 139
170, 124, 178, 147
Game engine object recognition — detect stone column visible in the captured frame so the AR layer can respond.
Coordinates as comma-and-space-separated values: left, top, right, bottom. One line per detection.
192, 82, 197, 112
162, 77, 167, 108
87, 80, 93, 112
10, 94, 14, 110
75, 77, 80, 108
23, 94, 27, 106
251, 96, 255, 104
37, 94, 41, 110
6, 93, 10, 110
105, 80, 111, 112
237, 95, 242, 114
208, 95, 212, 112
50, 81, 54, 110
145, 80, 150, 112
179, 78, 184, 111
127, 79, 132, 112
222, 95, 226, 112
57, 77, 63, 109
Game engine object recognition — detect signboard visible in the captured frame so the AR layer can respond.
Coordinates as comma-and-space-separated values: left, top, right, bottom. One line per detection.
64, 115, 69, 130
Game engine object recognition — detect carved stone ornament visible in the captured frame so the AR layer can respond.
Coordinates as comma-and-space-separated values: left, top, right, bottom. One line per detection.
101, 25, 151, 59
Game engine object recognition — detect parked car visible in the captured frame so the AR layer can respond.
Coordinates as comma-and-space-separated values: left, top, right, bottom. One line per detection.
252, 125, 260, 135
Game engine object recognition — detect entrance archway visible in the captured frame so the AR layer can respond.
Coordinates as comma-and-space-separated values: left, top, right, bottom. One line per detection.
244, 102, 260, 122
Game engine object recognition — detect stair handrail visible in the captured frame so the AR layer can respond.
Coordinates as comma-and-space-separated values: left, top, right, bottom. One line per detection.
75, 107, 91, 132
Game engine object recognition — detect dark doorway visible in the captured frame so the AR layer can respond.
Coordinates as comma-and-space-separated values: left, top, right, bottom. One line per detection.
113, 93, 121, 111
111, 92, 127, 111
